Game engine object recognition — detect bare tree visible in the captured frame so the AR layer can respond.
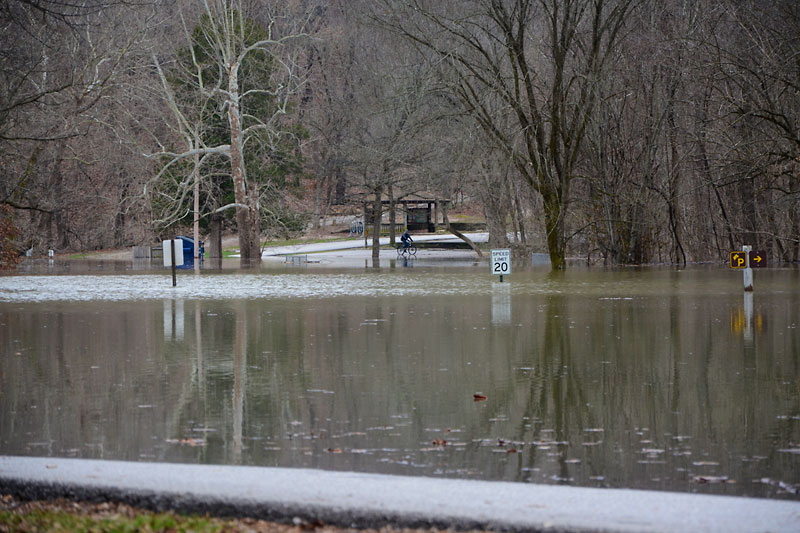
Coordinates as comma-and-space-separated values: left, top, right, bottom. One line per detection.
709, 0, 800, 261
376, 0, 640, 269
296, 1, 352, 228
145, 0, 311, 263
1, 0, 159, 253
341, 21, 435, 261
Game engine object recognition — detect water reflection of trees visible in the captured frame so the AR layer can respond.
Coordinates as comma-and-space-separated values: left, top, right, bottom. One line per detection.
128, 290, 800, 493
472, 287, 800, 495
0, 300, 193, 461
2, 283, 798, 496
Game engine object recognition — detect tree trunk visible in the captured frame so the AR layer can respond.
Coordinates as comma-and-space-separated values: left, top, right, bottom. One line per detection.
543, 193, 566, 270
193, 154, 200, 259
36, 212, 52, 254
49, 138, 70, 251
208, 213, 222, 259
114, 177, 129, 248
247, 181, 261, 259
698, 85, 735, 253
508, 177, 527, 245
388, 183, 396, 246
479, 166, 509, 249
442, 203, 483, 259
227, 65, 256, 264
312, 175, 324, 230
335, 173, 346, 205
790, 207, 800, 262
371, 184, 382, 261
667, 106, 687, 266
485, 203, 508, 249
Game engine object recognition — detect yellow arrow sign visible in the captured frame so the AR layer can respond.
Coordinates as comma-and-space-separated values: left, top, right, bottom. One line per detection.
749, 251, 766, 268
730, 250, 767, 268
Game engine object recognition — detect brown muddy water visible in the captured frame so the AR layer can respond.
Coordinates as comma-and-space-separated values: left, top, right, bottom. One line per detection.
1, 261, 799, 500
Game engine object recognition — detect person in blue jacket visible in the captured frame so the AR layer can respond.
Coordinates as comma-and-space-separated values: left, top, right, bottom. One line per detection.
401, 229, 413, 250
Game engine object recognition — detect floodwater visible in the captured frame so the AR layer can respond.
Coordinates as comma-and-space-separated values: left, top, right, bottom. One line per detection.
1, 260, 799, 500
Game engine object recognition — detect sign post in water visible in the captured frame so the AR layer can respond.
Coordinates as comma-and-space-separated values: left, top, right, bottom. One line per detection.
730, 245, 765, 292
491, 248, 511, 282
163, 239, 184, 287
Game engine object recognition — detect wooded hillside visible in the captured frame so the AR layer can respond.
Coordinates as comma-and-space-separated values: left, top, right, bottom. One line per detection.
2, 0, 798, 267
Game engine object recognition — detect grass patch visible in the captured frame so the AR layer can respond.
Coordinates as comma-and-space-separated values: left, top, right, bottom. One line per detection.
221, 237, 359, 256
261, 236, 356, 248
447, 214, 485, 223
0, 495, 456, 533
0, 506, 225, 532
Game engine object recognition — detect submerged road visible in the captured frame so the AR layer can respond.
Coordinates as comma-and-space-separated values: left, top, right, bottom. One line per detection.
1, 456, 798, 532
260, 232, 489, 257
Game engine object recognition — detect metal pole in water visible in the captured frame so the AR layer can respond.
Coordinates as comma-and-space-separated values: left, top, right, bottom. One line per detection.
171, 238, 177, 287
743, 291, 754, 341
742, 245, 753, 292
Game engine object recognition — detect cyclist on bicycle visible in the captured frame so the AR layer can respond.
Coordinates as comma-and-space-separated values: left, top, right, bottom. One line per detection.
401, 229, 413, 250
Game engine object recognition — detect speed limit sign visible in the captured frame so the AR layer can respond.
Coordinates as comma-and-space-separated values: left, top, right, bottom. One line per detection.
491, 249, 511, 277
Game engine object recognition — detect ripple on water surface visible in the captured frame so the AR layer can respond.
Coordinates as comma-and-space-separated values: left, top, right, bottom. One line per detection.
0, 268, 789, 302
0, 273, 499, 302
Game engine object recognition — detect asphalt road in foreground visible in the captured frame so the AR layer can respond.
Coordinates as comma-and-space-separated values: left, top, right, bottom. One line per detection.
2, 457, 798, 532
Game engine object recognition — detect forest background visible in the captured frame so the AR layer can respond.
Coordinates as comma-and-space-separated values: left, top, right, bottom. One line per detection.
1, 0, 798, 269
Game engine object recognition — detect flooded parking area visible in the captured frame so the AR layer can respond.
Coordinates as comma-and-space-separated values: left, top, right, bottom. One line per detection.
1, 263, 799, 500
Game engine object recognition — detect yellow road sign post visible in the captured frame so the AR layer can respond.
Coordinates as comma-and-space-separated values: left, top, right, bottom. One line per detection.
729, 246, 754, 291
730, 247, 767, 291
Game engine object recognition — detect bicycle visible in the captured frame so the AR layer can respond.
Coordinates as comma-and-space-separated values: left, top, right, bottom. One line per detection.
396, 242, 417, 257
